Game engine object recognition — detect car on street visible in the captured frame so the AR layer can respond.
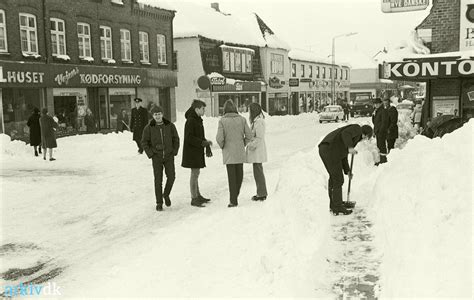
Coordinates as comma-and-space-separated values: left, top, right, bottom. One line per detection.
319, 105, 344, 123
350, 95, 374, 117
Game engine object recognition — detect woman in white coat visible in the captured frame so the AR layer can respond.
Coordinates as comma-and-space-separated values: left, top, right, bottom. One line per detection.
246, 103, 268, 201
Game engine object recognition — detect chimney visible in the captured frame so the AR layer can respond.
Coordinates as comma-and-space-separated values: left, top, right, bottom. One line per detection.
211, 2, 220, 12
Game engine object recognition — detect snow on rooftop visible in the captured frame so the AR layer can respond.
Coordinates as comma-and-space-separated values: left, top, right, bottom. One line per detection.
136, 0, 176, 12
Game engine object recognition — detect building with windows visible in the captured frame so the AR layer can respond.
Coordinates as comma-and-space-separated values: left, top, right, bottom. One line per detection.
288, 49, 351, 114
0, 0, 177, 141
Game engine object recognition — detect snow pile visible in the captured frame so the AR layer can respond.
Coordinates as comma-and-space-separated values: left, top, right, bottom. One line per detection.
370, 120, 473, 298
395, 112, 417, 149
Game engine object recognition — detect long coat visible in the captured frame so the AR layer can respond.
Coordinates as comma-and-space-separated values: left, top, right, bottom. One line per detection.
130, 106, 148, 142
246, 115, 267, 163
386, 105, 399, 139
27, 113, 41, 146
84, 114, 97, 133
372, 106, 389, 137
216, 112, 252, 164
141, 118, 180, 160
39, 114, 58, 149
182, 107, 208, 169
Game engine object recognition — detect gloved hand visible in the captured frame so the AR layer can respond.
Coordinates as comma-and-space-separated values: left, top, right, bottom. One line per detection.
205, 146, 213, 157
201, 140, 212, 147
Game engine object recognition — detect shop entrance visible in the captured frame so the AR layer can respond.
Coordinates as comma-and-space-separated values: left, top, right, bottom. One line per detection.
53, 96, 76, 128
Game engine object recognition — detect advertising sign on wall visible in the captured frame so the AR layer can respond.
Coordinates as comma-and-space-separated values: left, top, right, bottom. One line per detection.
460, 0, 474, 51
381, 0, 429, 13
432, 96, 459, 117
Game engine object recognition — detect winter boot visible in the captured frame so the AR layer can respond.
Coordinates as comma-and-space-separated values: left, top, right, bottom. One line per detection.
251, 195, 267, 201
156, 204, 163, 211
198, 195, 210, 203
191, 198, 205, 207
331, 207, 353, 216
343, 201, 356, 209
34, 150, 38, 157
164, 195, 171, 207
228, 203, 238, 208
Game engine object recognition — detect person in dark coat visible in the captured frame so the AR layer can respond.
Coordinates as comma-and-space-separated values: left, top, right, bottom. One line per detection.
130, 98, 148, 154
383, 98, 398, 152
319, 124, 373, 215
343, 101, 350, 121
182, 99, 213, 207
116, 109, 130, 132
27, 107, 42, 157
141, 106, 180, 211
39, 108, 58, 161
372, 98, 389, 164
84, 108, 98, 133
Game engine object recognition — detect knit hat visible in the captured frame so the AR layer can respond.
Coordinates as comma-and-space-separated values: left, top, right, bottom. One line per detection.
150, 105, 163, 114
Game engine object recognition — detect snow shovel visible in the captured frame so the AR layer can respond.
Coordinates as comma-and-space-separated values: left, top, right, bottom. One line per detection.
122, 120, 131, 131
346, 153, 355, 205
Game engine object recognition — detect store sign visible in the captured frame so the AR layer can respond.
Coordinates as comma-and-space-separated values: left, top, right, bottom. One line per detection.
210, 77, 226, 85
460, 0, 474, 51
381, 59, 474, 79
235, 82, 243, 91
432, 96, 459, 117
381, 0, 429, 13
0, 66, 45, 84
269, 76, 283, 89
288, 78, 299, 87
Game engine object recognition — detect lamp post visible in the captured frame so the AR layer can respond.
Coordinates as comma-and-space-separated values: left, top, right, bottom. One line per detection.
331, 32, 357, 105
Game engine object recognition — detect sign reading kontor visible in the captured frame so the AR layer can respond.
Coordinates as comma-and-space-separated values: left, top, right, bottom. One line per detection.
381, 0, 429, 13
380, 59, 474, 80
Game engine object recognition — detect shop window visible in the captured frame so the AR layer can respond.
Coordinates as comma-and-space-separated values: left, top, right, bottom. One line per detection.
77, 23, 91, 58
309, 65, 313, 78
120, 29, 131, 62
139, 31, 149, 63
2, 88, 41, 141
218, 93, 257, 115
0, 10, 8, 52
19, 13, 38, 55
270, 53, 283, 75
269, 93, 289, 116
157, 34, 166, 64
300, 65, 305, 77
100, 25, 112, 59
291, 63, 296, 77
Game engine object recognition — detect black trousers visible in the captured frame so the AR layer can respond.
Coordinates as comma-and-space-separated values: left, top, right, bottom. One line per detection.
152, 156, 175, 205
319, 144, 344, 210
387, 138, 396, 151
226, 164, 244, 205
135, 140, 143, 152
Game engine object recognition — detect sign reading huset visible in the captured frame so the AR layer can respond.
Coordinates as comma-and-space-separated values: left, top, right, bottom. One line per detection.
380, 58, 474, 79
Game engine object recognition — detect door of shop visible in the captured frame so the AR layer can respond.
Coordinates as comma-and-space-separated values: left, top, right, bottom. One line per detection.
88, 87, 110, 131
159, 88, 171, 119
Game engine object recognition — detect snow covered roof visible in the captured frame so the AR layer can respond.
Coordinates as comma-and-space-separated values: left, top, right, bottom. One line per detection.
378, 49, 474, 62
141, 1, 289, 50
288, 49, 350, 68
135, 0, 176, 12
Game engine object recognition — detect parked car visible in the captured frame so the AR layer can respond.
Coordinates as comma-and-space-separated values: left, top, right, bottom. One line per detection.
350, 95, 374, 117
319, 105, 344, 123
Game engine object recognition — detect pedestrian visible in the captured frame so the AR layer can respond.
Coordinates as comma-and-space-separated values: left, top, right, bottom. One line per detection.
26, 107, 42, 157
216, 100, 252, 208
142, 106, 180, 211
319, 124, 373, 215
412, 102, 423, 132
383, 98, 398, 152
84, 108, 97, 133
39, 108, 59, 161
246, 103, 268, 201
182, 99, 213, 207
130, 98, 148, 154
116, 109, 130, 132
343, 101, 350, 121
372, 98, 389, 164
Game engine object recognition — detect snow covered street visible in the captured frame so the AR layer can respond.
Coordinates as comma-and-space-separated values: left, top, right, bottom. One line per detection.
1, 113, 472, 298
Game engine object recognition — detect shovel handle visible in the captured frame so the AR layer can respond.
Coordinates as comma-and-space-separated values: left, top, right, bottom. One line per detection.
347, 153, 355, 202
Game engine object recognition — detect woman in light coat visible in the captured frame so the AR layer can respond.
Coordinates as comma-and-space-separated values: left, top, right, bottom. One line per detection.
216, 100, 252, 207
39, 108, 59, 161
246, 103, 268, 201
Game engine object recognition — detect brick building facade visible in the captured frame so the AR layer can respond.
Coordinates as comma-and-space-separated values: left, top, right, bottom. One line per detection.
0, 0, 177, 141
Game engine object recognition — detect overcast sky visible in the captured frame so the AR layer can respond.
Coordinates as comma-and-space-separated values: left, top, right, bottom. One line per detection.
186, 0, 432, 64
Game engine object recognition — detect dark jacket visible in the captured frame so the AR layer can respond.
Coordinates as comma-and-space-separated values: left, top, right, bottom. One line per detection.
84, 114, 97, 133
319, 124, 362, 173
386, 105, 399, 139
130, 106, 148, 141
27, 113, 41, 146
141, 118, 179, 160
372, 106, 389, 137
39, 114, 58, 149
182, 107, 209, 169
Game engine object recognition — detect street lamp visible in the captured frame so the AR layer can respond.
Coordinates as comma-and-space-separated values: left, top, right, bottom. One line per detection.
331, 32, 357, 104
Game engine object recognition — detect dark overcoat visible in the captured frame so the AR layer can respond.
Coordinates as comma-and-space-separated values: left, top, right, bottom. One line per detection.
386, 105, 399, 139
27, 113, 41, 146
130, 106, 148, 142
39, 114, 58, 149
182, 107, 208, 169
372, 106, 389, 137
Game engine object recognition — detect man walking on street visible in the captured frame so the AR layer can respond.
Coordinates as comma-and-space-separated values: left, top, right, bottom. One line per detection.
130, 98, 148, 154
182, 100, 213, 207
383, 98, 398, 152
372, 98, 389, 164
319, 124, 373, 215
142, 106, 180, 211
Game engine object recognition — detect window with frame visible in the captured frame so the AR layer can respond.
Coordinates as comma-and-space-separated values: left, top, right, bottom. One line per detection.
50, 18, 66, 56
0, 10, 7, 52
235, 52, 241, 72
300, 64, 305, 77
223, 51, 230, 71
100, 26, 112, 59
19, 13, 38, 54
230, 51, 235, 72
291, 63, 296, 77
139, 31, 149, 62
340, 68, 343, 79
345, 69, 349, 80
335, 68, 338, 80
156, 34, 166, 64
322, 67, 326, 78
245, 53, 252, 72
241, 53, 246, 73
270, 53, 283, 75
316, 66, 320, 78
309, 65, 313, 78
77, 23, 91, 58
222, 49, 252, 73
120, 29, 131, 61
